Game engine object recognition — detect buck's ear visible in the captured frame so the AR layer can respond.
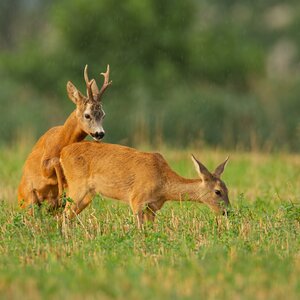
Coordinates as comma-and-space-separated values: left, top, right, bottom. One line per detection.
213, 156, 229, 178
66, 81, 85, 105
191, 154, 212, 180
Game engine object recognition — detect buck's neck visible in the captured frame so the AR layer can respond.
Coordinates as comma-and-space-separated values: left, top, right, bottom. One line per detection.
163, 172, 203, 202
61, 110, 87, 144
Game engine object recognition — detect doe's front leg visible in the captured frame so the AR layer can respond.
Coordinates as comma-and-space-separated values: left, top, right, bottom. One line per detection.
129, 199, 144, 229
143, 199, 165, 223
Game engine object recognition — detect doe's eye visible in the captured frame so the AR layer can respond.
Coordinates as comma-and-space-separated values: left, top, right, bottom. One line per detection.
215, 190, 221, 196
84, 113, 91, 120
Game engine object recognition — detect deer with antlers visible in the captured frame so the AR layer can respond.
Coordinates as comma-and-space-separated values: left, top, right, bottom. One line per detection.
18, 65, 112, 211
60, 141, 230, 227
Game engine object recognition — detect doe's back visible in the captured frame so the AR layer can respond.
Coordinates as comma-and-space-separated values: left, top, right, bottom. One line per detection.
60, 141, 170, 191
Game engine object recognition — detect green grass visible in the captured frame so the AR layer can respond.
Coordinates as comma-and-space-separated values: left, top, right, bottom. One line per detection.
0, 144, 300, 299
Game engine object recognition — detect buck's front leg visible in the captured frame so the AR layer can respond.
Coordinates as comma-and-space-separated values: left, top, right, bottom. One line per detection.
41, 156, 60, 179
41, 156, 65, 202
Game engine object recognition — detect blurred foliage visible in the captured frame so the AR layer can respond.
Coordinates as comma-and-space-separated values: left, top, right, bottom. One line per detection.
0, 0, 300, 150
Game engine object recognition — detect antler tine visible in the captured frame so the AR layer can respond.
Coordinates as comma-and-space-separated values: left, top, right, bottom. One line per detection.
84, 64, 94, 100
84, 64, 90, 85
99, 64, 112, 99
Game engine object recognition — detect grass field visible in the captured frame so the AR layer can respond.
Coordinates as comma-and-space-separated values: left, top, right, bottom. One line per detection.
0, 143, 300, 299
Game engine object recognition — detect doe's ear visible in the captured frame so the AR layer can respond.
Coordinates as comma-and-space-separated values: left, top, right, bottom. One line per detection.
191, 154, 212, 180
66, 81, 85, 105
213, 156, 229, 178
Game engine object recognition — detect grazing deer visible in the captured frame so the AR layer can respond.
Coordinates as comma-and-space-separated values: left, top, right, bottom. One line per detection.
18, 65, 112, 211
60, 142, 230, 226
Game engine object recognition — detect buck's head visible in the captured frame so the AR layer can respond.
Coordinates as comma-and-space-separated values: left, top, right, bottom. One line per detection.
66, 65, 112, 141
191, 155, 230, 215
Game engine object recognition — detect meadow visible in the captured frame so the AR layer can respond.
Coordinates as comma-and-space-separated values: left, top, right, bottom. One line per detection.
0, 143, 300, 299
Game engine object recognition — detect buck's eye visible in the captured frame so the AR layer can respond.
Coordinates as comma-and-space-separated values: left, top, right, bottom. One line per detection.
215, 190, 221, 196
84, 113, 91, 120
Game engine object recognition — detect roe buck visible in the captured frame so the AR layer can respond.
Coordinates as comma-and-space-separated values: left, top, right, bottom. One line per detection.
60, 142, 230, 226
18, 65, 112, 211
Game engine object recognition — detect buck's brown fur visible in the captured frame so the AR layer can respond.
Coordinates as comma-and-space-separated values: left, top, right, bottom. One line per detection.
18, 65, 112, 211
61, 141, 230, 226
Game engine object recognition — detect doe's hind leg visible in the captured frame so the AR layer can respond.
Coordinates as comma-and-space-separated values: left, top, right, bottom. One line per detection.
63, 185, 91, 219
72, 192, 94, 215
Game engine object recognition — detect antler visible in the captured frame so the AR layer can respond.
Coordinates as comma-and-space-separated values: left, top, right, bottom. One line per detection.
84, 64, 112, 102
99, 64, 112, 99
84, 65, 95, 100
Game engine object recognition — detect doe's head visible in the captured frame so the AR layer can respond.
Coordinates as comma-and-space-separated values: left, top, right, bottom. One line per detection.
191, 154, 230, 215
66, 64, 112, 141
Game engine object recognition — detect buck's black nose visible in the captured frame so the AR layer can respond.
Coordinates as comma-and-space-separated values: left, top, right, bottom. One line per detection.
93, 131, 105, 140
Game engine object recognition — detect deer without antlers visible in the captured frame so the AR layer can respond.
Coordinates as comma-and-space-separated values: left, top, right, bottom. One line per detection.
18, 65, 112, 211
60, 142, 230, 227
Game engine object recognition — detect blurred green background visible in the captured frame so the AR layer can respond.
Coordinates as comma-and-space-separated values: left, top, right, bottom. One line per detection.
1, 0, 300, 150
